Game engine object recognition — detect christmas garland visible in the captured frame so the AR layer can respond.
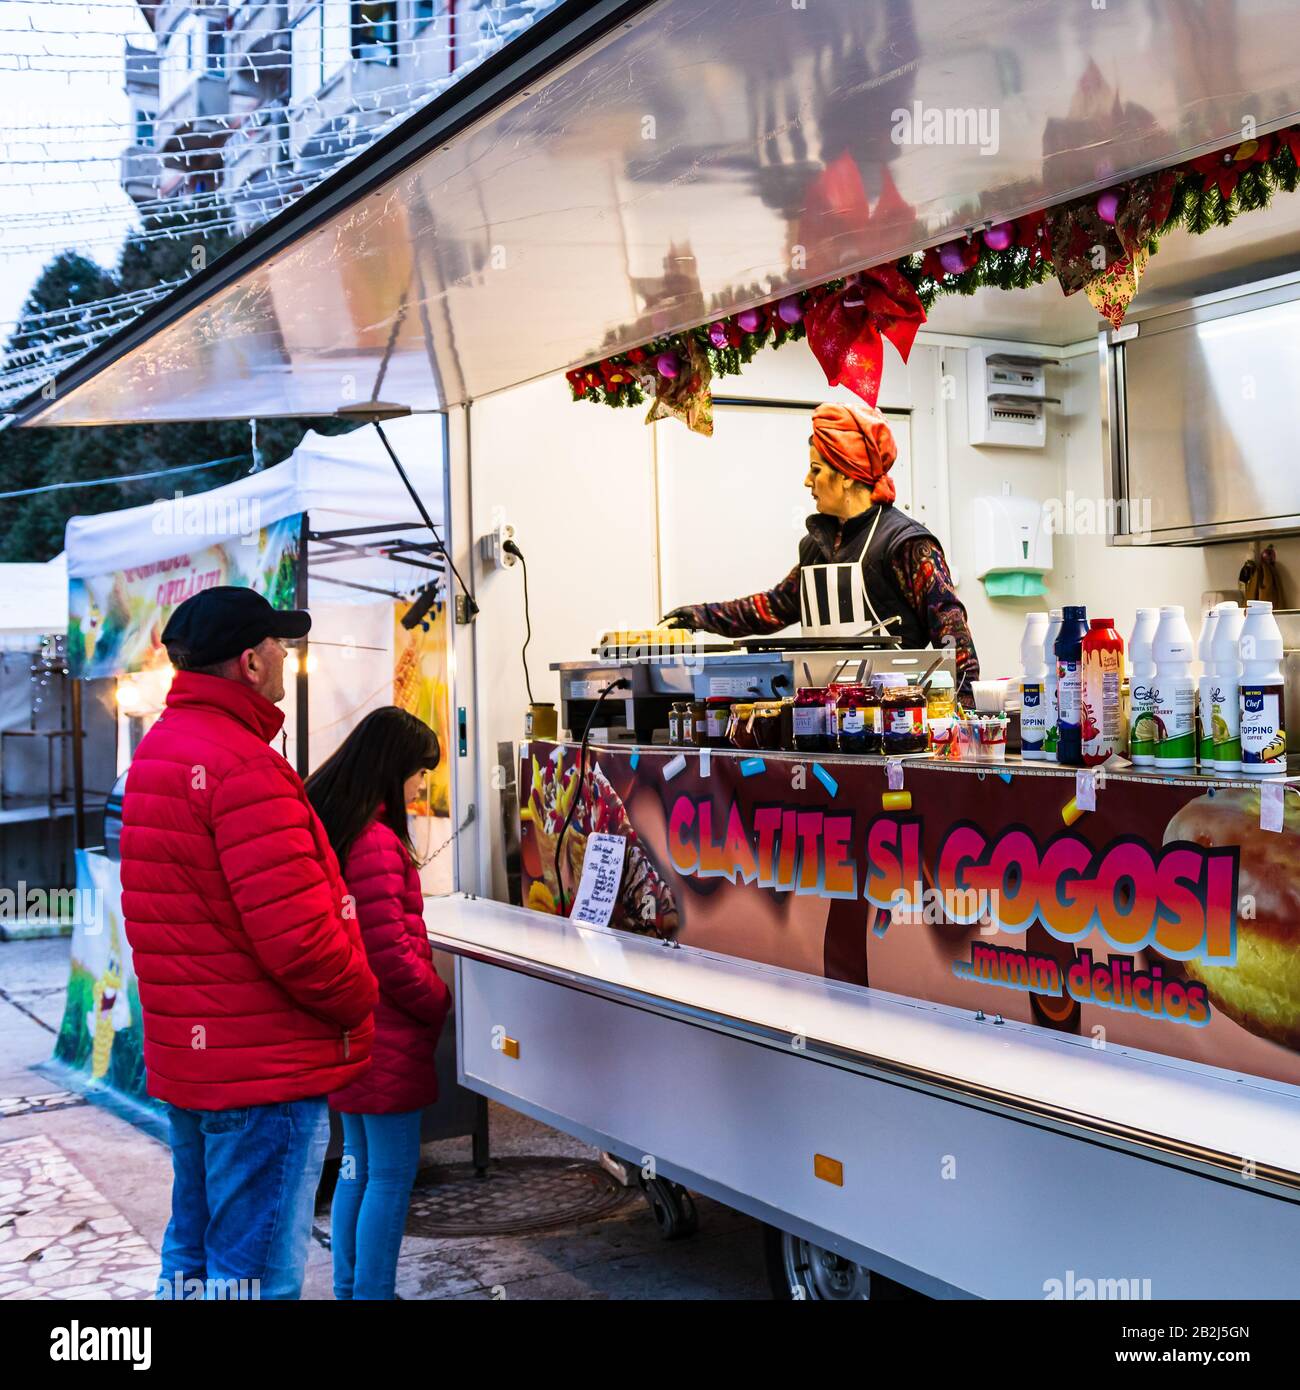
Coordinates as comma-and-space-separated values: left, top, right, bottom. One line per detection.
566, 125, 1300, 416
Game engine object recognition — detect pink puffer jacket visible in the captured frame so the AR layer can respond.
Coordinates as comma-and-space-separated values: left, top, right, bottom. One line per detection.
328, 817, 450, 1114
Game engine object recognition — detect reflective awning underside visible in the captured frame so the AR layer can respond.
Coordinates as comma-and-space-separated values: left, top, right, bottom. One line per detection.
19, 0, 1300, 428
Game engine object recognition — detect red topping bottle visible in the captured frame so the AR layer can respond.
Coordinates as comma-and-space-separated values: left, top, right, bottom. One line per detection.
1081, 617, 1125, 766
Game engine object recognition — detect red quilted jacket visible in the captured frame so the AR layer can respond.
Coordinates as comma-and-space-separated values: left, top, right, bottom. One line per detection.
120, 671, 378, 1110
328, 817, 450, 1115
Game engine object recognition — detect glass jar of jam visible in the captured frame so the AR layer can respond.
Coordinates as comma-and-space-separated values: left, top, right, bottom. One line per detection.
792, 686, 832, 753
835, 683, 872, 753
882, 680, 929, 755
750, 700, 785, 750
687, 699, 708, 747
728, 702, 757, 750
703, 695, 735, 748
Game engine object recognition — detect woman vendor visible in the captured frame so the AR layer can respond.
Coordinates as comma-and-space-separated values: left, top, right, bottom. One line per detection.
662, 402, 980, 694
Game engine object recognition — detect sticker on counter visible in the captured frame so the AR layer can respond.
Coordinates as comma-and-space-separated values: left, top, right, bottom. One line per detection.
709, 676, 759, 698
1075, 769, 1096, 812
887, 758, 904, 791
569, 832, 628, 928
1261, 781, 1285, 833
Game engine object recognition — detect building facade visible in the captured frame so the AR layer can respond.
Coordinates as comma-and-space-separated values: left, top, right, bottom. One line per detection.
122, 2, 550, 234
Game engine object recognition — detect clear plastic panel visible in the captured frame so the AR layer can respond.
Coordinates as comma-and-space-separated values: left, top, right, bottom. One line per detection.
31, 0, 1300, 426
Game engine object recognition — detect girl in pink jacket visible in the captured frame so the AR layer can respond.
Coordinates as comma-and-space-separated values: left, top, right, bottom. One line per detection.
307, 707, 450, 1300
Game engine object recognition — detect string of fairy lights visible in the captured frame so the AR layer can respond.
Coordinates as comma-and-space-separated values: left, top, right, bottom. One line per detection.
0, 0, 556, 408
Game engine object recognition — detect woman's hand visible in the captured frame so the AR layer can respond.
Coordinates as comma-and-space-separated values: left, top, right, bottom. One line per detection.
661, 606, 705, 631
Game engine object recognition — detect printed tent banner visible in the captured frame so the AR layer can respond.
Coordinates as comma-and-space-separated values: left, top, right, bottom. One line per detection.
53, 850, 152, 1107
61, 415, 445, 679
67, 515, 302, 679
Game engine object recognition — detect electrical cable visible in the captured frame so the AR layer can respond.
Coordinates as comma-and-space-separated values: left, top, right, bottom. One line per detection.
0, 452, 247, 502
372, 420, 478, 620
554, 677, 631, 917
503, 537, 535, 705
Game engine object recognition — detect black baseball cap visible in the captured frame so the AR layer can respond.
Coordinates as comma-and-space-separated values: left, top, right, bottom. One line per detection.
162, 586, 311, 669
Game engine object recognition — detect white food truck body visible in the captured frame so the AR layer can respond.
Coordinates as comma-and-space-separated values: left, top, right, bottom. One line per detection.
15, 0, 1300, 1298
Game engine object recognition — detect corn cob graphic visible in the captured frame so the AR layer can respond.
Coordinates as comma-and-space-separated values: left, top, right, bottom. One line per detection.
394, 641, 420, 712
85, 920, 129, 1081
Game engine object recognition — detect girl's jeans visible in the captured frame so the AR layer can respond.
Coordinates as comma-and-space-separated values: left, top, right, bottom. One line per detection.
330, 1109, 423, 1300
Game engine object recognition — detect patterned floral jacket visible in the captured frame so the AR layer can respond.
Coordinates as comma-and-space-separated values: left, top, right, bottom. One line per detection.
672, 512, 980, 695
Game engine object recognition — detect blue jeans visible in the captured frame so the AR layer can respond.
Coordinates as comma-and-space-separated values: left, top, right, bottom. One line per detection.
330, 1110, 423, 1300
158, 1099, 329, 1301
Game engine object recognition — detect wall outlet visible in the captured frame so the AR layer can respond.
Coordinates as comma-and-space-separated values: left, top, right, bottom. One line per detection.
478, 521, 517, 569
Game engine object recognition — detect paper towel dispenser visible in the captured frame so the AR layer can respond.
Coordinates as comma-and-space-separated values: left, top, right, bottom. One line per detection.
969, 493, 1053, 597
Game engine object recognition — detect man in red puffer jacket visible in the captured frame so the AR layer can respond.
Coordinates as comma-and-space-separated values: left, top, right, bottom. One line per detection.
121, 586, 377, 1301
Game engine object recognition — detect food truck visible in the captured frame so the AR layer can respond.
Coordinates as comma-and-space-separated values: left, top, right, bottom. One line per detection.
11, 0, 1300, 1299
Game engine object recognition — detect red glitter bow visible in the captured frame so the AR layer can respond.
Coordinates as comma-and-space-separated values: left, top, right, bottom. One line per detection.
803, 266, 926, 407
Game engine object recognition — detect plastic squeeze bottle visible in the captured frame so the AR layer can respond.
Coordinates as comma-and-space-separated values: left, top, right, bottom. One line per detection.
1054, 605, 1090, 767
1209, 601, 1245, 775
1043, 608, 1064, 762
1196, 607, 1219, 767
1239, 599, 1287, 776
1151, 606, 1196, 768
1019, 611, 1051, 760
1127, 609, 1159, 766
1082, 618, 1124, 765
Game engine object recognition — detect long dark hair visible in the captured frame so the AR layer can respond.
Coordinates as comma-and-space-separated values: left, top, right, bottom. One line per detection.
306, 706, 440, 867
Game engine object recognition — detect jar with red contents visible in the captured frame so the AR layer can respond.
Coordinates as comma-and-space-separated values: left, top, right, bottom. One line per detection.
835, 683, 875, 754
823, 683, 853, 748
792, 686, 833, 753
881, 677, 929, 755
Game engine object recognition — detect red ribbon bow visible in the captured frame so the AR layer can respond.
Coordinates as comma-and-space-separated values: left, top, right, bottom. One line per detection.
803, 266, 926, 408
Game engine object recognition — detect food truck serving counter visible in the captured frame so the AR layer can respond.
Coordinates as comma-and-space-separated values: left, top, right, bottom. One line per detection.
426, 739, 1300, 1298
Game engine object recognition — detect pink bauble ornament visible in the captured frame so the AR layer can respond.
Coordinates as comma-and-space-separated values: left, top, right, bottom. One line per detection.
938, 242, 968, 276
656, 352, 680, 378
1097, 190, 1121, 224
983, 222, 1014, 251
708, 321, 728, 347
777, 295, 803, 324
736, 308, 762, 334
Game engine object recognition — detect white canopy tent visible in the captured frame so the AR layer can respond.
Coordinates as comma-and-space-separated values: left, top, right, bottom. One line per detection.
64, 414, 445, 603
63, 415, 451, 814
0, 556, 68, 652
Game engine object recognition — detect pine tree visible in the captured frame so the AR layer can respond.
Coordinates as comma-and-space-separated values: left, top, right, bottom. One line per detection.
1, 226, 354, 562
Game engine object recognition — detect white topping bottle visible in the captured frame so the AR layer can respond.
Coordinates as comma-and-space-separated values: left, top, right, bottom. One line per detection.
1196, 607, 1219, 768
1042, 609, 1064, 762
1019, 611, 1051, 760
1151, 606, 1196, 768
1239, 599, 1287, 776
1127, 608, 1160, 766
1209, 602, 1244, 774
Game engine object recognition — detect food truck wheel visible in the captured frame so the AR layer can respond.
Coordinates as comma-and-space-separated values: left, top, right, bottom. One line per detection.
765, 1226, 874, 1301
638, 1176, 699, 1240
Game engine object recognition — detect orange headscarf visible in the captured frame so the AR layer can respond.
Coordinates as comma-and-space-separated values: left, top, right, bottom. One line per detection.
810, 403, 898, 504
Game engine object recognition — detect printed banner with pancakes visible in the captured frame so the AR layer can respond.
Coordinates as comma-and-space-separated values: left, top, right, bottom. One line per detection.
520, 742, 1300, 1090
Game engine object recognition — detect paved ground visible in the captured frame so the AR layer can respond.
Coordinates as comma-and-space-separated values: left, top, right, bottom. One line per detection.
0, 937, 768, 1301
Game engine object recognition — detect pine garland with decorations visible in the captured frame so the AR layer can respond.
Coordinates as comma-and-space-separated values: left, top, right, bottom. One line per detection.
567, 125, 1300, 415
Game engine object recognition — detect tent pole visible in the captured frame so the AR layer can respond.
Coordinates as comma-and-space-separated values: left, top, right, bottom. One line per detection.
296, 512, 310, 781
70, 676, 86, 851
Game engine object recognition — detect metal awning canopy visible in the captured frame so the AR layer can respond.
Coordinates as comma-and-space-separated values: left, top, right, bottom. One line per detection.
15, 0, 1300, 429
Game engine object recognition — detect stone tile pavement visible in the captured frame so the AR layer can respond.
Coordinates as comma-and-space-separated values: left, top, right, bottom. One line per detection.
1, 937, 768, 1301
